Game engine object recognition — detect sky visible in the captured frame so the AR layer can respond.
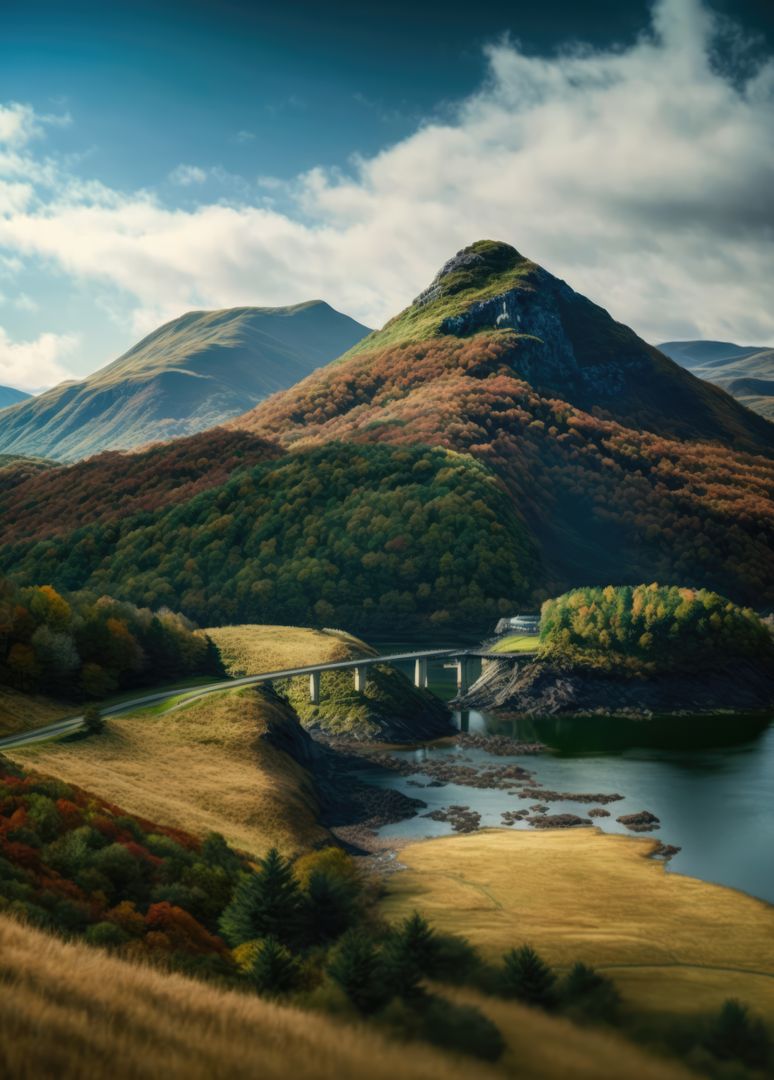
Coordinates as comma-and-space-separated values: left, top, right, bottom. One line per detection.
0, 0, 773, 391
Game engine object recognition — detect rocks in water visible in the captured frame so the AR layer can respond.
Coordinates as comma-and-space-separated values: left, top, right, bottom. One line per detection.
651, 841, 681, 860
617, 810, 661, 832
424, 804, 481, 833
530, 804, 550, 813
456, 732, 546, 756
527, 813, 591, 829
519, 787, 624, 805
501, 809, 529, 825
360, 749, 535, 791
588, 808, 611, 818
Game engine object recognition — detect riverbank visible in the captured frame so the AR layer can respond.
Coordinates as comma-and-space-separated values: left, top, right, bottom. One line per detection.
379, 827, 774, 1019
459, 654, 774, 718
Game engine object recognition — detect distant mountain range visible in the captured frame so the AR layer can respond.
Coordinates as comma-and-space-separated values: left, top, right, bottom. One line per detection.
0, 385, 30, 410
0, 302, 370, 461
1, 239, 771, 633
658, 340, 774, 421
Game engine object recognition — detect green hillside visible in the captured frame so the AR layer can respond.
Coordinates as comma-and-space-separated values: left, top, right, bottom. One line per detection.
0, 241, 771, 628
0, 384, 30, 410
0, 302, 370, 461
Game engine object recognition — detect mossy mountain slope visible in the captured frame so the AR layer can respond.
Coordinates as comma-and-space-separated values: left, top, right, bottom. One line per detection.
0, 241, 771, 624
257, 241, 774, 454
0, 301, 370, 461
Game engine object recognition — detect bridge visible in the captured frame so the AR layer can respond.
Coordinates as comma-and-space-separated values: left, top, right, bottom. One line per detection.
0, 646, 537, 751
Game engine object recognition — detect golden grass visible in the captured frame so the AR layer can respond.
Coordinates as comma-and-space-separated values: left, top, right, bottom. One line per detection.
207, 623, 373, 677
0, 913, 690, 1080
0, 685, 69, 737
489, 634, 540, 654
380, 829, 774, 1017
11, 687, 328, 857
0, 914, 491, 1080
444, 986, 694, 1080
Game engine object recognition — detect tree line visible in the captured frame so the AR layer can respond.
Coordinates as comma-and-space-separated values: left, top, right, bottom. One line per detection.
0, 577, 222, 699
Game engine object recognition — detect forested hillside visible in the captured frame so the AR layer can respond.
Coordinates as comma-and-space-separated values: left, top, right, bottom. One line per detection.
0, 241, 771, 628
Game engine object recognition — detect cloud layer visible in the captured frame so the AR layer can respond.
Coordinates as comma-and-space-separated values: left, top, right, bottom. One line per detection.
0, 327, 77, 392
0, 0, 773, 389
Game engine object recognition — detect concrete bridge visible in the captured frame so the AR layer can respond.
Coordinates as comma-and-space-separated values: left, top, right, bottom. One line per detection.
0, 647, 537, 752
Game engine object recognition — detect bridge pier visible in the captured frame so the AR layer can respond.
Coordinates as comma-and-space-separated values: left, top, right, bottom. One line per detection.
413, 657, 428, 688
309, 670, 320, 705
456, 657, 472, 696
353, 665, 367, 693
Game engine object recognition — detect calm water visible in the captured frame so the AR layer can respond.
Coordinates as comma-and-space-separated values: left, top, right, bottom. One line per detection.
369, 649, 774, 904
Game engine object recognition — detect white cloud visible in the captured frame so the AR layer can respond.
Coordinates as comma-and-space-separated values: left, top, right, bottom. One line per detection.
0, 327, 78, 392
168, 163, 208, 186
0, 0, 772, 353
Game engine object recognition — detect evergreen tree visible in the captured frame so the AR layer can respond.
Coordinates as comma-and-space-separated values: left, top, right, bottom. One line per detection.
304, 870, 357, 943
327, 930, 388, 1014
248, 936, 300, 997
502, 945, 556, 1008
704, 999, 770, 1069
218, 847, 302, 947
562, 962, 620, 1021
82, 705, 105, 735
395, 911, 439, 974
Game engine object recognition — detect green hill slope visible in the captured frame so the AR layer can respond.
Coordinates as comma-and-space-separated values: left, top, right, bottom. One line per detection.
0, 384, 30, 410
0, 241, 771, 627
0, 302, 370, 461
659, 339, 774, 420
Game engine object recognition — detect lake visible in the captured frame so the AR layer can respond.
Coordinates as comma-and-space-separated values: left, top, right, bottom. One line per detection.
367, 648, 774, 904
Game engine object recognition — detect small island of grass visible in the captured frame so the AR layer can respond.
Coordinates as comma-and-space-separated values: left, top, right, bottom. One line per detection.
464, 584, 774, 717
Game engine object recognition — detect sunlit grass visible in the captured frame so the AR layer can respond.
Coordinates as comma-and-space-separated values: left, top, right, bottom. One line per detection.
381, 829, 774, 1018
489, 634, 540, 654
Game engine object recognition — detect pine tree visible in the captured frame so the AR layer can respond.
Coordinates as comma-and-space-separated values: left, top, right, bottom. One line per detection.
218, 847, 302, 947
327, 930, 388, 1014
502, 945, 556, 1008
248, 936, 299, 997
704, 999, 770, 1069
396, 911, 439, 974
83, 705, 105, 735
562, 962, 620, 1021
304, 870, 357, 943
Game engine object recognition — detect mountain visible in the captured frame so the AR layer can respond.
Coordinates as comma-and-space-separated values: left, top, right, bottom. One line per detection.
0, 240, 771, 630
658, 339, 774, 421
0, 302, 370, 461
0, 384, 30, 409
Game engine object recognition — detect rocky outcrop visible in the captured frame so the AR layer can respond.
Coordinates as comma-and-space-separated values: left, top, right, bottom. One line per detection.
458, 655, 774, 718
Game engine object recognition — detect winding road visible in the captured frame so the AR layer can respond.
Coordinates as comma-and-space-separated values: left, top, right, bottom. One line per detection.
0, 648, 460, 751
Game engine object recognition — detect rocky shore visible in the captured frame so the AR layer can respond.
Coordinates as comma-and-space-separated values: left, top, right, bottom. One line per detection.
457, 655, 774, 718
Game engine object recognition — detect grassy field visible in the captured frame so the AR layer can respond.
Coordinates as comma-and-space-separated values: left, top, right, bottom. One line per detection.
11, 686, 327, 857
381, 829, 774, 1018
0, 912, 693, 1080
208, 623, 373, 675
0, 686, 70, 737
489, 634, 541, 654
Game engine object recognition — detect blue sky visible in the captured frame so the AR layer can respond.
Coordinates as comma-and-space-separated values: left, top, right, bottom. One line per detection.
0, 0, 773, 390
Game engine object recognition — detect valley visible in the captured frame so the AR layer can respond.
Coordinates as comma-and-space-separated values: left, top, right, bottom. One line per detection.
0, 241, 772, 1080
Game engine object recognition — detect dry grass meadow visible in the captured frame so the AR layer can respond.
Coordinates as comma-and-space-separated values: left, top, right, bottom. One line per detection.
206, 623, 373, 677
11, 686, 328, 857
0, 913, 695, 1080
0, 685, 69, 737
381, 828, 774, 1018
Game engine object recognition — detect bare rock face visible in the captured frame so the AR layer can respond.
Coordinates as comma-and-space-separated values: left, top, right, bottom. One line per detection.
617, 810, 661, 832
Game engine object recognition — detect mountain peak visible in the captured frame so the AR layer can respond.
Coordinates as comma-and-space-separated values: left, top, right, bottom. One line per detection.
414, 240, 528, 308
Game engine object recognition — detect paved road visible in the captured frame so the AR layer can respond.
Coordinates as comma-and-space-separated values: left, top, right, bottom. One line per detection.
0, 648, 458, 751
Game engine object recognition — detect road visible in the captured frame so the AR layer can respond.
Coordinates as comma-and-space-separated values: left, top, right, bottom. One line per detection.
0, 648, 458, 751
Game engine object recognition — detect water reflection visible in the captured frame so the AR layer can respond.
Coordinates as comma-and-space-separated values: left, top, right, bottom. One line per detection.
470, 710, 772, 756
